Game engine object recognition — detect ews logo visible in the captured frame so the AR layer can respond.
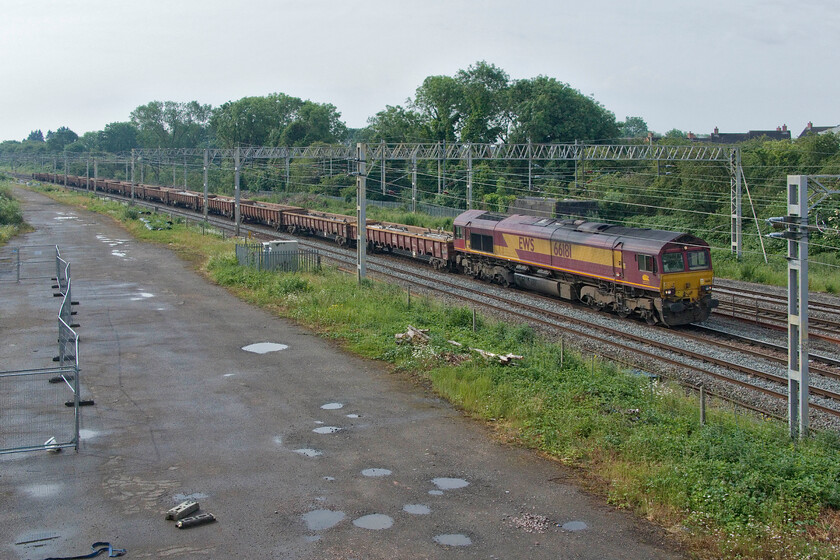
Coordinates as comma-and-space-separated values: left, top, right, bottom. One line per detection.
518, 237, 535, 252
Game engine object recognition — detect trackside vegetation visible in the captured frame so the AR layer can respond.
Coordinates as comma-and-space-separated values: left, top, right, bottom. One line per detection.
31, 185, 840, 559
0, 176, 29, 243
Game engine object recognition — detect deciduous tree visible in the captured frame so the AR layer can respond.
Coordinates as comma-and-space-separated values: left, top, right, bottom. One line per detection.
508, 76, 618, 143
621, 116, 649, 138
131, 101, 212, 148
211, 93, 303, 148
46, 126, 78, 151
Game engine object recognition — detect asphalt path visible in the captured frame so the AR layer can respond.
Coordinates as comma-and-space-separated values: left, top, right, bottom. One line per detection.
0, 186, 683, 559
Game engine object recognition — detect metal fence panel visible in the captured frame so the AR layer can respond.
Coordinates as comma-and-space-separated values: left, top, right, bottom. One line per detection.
0, 245, 80, 454
235, 244, 321, 273
0, 244, 58, 283
0, 367, 78, 454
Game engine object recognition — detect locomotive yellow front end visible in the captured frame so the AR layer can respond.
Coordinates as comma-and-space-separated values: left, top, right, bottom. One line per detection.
657, 246, 717, 326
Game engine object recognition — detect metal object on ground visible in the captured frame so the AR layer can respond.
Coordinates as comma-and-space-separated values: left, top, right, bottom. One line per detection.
176, 512, 216, 529
166, 500, 199, 521
44, 436, 61, 453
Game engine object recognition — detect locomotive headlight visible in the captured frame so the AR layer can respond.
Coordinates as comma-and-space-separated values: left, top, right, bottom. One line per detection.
701, 284, 712, 293
664, 288, 675, 296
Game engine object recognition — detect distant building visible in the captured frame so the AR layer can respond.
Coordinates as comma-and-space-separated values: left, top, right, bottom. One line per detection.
704, 125, 791, 143
799, 121, 839, 137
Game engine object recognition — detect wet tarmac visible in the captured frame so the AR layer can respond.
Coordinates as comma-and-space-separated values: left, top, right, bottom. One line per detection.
0, 187, 683, 559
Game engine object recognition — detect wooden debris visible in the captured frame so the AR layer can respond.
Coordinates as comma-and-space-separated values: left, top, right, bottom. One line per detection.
472, 348, 523, 365
395, 325, 430, 344
395, 326, 522, 366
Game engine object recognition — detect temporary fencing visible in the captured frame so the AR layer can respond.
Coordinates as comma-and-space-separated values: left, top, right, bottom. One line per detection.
235, 243, 321, 273
0, 245, 81, 454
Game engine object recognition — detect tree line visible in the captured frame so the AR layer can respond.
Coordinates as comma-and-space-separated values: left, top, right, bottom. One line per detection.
1, 61, 647, 155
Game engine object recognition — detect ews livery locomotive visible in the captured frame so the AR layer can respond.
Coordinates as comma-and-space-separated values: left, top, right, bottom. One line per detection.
453, 210, 717, 326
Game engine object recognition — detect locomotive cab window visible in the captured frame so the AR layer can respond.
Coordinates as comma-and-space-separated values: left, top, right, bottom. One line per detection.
662, 252, 685, 273
637, 254, 657, 273
470, 233, 494, 253
687, 249, 710, 270
454, 226, 464, 239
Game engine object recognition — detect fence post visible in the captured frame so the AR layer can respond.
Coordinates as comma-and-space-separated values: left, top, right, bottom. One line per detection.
560, 337, 564, 367
472, 308, 476, 332
700, 385, 706, 426
73, 355, 80, 451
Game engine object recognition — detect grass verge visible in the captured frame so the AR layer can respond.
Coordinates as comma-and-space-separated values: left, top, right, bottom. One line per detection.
0, 178, 33, 243
33, 185, 840, 559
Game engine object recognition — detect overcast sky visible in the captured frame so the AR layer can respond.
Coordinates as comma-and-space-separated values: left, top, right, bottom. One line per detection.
1, 0, 837, 142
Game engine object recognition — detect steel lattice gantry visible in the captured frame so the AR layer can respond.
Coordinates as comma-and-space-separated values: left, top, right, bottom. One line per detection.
122, 142, 735, 163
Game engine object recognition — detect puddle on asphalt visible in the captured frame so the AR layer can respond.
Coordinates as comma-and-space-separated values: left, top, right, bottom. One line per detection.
403, 504, 431, 515
294, 448, 323, 458
78, 429, 99, 439
223, 373, 235, 378
428, 490, 444, 496
54, 215, 78, 220
346, 413, 360, 418
434, 534, 472, 546
313, 426, 342, 434
22, 483, 62, 498
174, 492, 209, 501
273, 436, 283, 446
562, 521, 588, 531
353, 514, 393, 530
130, 292, 154, 301
302, 509, 345, 531
314, 421, 324, 424
111, 250, 127, 258
241, 342, 289, 354
431, 477, 469, 490
323, 476, 335, 481
320, 402, 344, 410
361, 468, 391, 477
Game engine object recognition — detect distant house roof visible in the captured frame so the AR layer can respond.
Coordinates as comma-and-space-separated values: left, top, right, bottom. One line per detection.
705, 125, 791, 144
798, 121, 837, 138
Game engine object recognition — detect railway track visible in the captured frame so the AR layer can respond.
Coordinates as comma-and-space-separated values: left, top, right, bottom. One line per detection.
714, 285, 840, 344
44, 182, 840, 426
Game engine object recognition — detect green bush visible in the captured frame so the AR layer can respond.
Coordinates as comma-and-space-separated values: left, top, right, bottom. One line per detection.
0, 185, 23, 226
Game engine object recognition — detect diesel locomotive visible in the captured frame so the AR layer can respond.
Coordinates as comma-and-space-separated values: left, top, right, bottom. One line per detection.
453, 210, 717, 326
